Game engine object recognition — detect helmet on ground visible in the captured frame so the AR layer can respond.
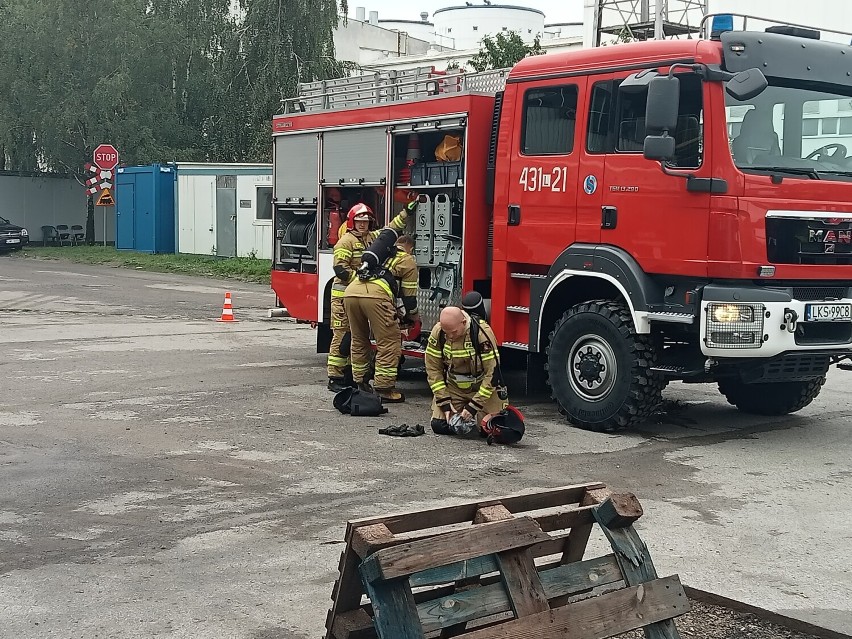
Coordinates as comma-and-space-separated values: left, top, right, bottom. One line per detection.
481, 406, 525, 445
346, 203, 375, 231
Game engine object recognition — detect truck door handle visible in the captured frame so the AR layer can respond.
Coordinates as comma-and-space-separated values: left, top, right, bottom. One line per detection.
601, 206, 617, 229
508, 204, 521, 226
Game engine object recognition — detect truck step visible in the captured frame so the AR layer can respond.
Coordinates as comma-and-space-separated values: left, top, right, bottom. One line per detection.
651, 364, 705, 377
502, 341, 529, 351
510, 272, 547, 280
645, 311, 695, 324
507, 305, 530, 314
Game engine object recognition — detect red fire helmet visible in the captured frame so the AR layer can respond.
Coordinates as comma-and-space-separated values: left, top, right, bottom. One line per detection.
346, 203, 375, 231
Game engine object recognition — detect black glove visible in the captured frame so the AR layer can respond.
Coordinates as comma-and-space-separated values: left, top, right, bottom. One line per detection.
379, 423, 425, 437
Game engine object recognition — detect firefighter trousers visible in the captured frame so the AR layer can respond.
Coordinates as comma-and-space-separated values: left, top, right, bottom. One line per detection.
326, 297, 350, 379
431, 381, 507, 424
344, 295, 400, 389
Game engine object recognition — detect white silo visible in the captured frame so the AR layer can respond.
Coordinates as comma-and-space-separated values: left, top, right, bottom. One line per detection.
432, 3, 546, 50
378, 11, 436, 43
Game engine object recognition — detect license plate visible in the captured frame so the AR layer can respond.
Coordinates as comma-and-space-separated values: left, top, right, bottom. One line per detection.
805, 303, 852, 322
5, 238, 20, 244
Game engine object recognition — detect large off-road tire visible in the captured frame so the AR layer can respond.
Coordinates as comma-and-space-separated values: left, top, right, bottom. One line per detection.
546, 300, 664, 431
717, 377, 826, 415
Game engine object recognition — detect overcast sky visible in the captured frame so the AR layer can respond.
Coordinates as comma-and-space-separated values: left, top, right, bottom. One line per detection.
346, 0, 584, 24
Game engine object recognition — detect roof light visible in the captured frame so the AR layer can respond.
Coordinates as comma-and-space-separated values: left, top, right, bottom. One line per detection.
710, 14, 734, 41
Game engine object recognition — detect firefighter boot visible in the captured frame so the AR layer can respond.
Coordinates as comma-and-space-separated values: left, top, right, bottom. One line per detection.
328, 377, 351, 393
375, 387, 405, 403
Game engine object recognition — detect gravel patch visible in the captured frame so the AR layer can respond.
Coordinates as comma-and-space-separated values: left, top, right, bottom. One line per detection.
617, 599, 828, 639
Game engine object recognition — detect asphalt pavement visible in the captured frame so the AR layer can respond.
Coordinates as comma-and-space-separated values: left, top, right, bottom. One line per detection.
0, 254, 850, 638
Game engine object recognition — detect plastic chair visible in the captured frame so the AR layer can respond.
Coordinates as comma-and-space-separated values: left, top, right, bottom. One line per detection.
41, 225, 59, 246
55, 224, 72, 246
70, 224, 85, 245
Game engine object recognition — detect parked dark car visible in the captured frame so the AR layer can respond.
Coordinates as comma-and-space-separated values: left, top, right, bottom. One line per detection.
0, 216, 29, 252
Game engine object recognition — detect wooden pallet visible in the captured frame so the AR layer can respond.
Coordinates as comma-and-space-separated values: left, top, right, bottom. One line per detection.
324, 483, 689, 639
326, 483, 689, 639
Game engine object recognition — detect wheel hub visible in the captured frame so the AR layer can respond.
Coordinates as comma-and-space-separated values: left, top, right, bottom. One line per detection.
568, 335, 618, 402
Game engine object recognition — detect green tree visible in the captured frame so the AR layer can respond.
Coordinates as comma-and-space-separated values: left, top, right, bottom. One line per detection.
468, 31, 543, 72
210, 0, 348, 162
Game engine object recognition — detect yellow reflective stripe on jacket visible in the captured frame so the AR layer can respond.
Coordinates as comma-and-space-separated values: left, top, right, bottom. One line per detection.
331, 288, 347, 298
334, 248, 353, 259
371, 277, 394, 298
387, 211, 407, 231
425, 346, 442, 358
443, 346, 477, 358
475, 386, 494, 399
480, 350, 496, 362
429, 380, 447, 393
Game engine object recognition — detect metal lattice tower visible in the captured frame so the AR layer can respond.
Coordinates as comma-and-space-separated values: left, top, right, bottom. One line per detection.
591, 0, 708, 45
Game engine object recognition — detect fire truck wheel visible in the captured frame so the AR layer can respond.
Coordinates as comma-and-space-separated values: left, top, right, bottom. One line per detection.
717, 376, 826, 415
546, 300, 664, 431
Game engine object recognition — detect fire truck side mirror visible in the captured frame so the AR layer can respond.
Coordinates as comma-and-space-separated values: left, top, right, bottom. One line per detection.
725, 68, 768, 102
645, 76, 680, 134
643, 135, 676, 162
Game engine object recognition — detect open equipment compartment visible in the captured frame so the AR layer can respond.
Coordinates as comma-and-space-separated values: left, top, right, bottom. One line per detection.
390, 118, 468, 332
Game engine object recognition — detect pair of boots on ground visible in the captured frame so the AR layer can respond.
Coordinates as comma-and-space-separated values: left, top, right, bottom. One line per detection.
328, 375, 405, 403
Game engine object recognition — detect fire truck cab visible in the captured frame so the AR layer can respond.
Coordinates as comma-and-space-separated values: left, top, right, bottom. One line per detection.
272, 14, 852, 431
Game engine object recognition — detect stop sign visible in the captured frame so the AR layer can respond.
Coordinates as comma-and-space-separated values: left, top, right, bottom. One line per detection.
93, 144, 119, 171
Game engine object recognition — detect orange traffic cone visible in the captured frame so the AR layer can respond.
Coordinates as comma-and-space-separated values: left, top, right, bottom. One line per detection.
217, 292, 239, 322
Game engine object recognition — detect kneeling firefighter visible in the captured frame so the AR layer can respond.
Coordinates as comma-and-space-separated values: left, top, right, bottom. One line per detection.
343, 227, 420, 403
327, 202, 412, 393
425, 298, 511, 436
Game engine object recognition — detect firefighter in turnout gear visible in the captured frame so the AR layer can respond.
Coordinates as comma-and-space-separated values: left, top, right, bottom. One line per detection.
326, 202, 410, 392
425, 306, 508, 436
343, 234, 419, 403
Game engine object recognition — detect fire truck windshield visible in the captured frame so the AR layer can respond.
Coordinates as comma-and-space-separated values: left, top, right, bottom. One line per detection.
725, 80, 852, 181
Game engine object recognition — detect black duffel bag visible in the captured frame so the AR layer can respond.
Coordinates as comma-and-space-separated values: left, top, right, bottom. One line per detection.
333, 387, 388, 417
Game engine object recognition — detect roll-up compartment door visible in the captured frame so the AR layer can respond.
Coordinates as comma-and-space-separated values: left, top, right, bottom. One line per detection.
322, 128, 388, 185
274, 133, 318, 203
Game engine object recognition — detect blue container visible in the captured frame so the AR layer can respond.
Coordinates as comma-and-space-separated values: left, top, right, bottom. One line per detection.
115, 164, 176, 253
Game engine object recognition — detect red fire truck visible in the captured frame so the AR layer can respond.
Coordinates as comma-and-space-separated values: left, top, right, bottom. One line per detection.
271, 14, 852, 431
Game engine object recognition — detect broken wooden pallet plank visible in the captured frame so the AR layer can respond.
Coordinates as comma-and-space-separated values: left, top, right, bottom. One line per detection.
346, 482, 606, 535
594, 495, 682, 639
350, 504, 598, 566
360, 517, 551, 584
456, 575, 689, 639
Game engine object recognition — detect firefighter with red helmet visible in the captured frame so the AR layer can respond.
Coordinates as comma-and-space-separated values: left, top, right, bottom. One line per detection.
425, 305, 508, 436
326, 202, 410, 392
343, 233, 419, 403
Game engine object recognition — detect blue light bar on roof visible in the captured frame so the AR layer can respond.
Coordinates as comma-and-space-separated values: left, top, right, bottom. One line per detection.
710, 14, 734, 40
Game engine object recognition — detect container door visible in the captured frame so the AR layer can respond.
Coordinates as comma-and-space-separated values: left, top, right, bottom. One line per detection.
216, 175, 237, 257
134, 171, 154, 253
274, 133, 319, 203
322, 127, 388, 187
116, 181, 135, 249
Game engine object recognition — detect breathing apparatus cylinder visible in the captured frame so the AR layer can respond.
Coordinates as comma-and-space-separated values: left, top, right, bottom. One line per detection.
357, 227, 400, 280
462, 291, 488, 322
